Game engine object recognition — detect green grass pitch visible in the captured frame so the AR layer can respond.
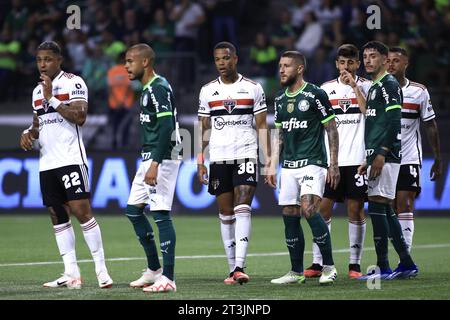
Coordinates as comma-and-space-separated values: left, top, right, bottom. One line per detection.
1, 214, 450, 300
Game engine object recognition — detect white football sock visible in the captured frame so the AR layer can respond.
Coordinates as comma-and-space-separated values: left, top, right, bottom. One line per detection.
349, 219, 366, 265
80, 218, 107, 274
312, 219, 331, 265
219, 214, 236, 273
54, 221, 80, 277
234, 204, 252, 270
398, 212, 414, 253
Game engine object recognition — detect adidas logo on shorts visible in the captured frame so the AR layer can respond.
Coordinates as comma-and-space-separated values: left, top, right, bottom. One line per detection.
75, 187, 83, 194
247, 176, 254, 182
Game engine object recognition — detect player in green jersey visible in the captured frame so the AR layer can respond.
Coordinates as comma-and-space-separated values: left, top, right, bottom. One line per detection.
266, 51, 340, 285
357, 41, 418, 280
124, 43, 181, 292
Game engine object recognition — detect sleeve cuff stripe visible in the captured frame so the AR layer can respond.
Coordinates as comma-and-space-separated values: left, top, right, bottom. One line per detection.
254, 108, 267, 115
274, 122, 282, 128
423, 115, 436, 121
321, 114, 336, 124
386, 105, 402, 111
156, 111, 173, 118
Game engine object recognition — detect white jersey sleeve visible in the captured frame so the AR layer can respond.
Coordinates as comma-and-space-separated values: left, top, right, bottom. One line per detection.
253, 82, 267, 115
68, 76, 88, 103
420, 88, 435, 122
198, 85, 210, 117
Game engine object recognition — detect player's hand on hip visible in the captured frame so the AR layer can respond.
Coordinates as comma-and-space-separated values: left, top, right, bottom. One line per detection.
145, 161, 159, 186
327, 163, 340, 190
430, 158, 442, 181
20, 131, 34, 151
369, 155, 385, 180
197, 164, 209, 185
39, 74, 53, 100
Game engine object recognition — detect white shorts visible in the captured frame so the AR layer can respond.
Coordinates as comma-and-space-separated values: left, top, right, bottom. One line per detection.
278, 165, 327, 206
127, 159, 181, 211
367, 162, 400, 200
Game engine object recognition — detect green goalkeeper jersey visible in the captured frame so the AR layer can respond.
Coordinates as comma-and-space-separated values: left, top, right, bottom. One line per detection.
365, 72, 402, 165
139, 75, 180, 162
274, 82, 335, 169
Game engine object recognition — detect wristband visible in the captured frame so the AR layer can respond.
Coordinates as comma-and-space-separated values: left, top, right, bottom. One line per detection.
197, 153, 204, 165
48, 96, 62, 109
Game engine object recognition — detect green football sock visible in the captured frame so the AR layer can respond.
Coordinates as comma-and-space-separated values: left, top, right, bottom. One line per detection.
386, 205, 415, 267
125, 205, 161, 271
306, 213, 334, 265
282, 215, 305, 273
152, 210, 176, 281
368, 201, 390, 270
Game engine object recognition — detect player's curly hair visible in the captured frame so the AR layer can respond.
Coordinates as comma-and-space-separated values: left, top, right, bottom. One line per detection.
37, 41, 62, 56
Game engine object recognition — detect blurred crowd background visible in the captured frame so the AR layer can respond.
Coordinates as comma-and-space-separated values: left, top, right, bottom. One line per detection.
1, 0, 449, 151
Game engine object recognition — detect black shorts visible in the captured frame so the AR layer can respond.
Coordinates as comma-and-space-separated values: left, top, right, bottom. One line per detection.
396, 164, 421, 196
323, 165, 367, 202
40, 164, 91, 207
208, 158, 258, 196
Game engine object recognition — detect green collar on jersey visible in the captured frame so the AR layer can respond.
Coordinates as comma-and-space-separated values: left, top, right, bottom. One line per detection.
371, 71, 389, 86
285, 81, 308, 97
143, 74, 160, 91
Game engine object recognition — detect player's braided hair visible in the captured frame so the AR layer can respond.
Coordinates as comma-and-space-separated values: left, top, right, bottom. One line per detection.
37, 41, 62, 56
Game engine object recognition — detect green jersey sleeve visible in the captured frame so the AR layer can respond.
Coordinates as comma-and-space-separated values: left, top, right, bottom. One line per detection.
151, 83, 173, 117
151, 84, 175, 163
315, 89, 335, 124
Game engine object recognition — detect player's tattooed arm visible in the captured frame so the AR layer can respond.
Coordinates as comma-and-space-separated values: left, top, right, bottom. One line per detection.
265, 127, 282, 188
424, 119, 442, 180
39, 74, 88, 126
55, 100, 88, 126
324, 119, 340, 189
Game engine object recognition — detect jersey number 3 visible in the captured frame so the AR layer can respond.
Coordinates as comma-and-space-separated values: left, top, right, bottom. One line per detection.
62, 172, 81, 189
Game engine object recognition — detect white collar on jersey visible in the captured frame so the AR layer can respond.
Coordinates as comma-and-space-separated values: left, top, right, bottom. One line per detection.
217, 73, 243, 85
402, 78, 410, 89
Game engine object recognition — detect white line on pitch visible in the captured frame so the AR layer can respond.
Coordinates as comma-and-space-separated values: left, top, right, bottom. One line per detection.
1, 243, 450, 268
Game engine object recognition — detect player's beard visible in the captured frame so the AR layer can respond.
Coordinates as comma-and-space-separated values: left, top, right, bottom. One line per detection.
280, 74, 297, 87
134, 69, 145, 81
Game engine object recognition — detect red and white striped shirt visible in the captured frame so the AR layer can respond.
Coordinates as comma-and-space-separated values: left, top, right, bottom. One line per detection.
198, 74, 267, 162
400, 78, 435, 165
32, 70, 88, 171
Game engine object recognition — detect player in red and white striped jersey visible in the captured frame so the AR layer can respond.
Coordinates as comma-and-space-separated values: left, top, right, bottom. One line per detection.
197, 42, 270, 285
304, 44, 371, 279
388, 47, 442, 254
19, 41, 113, 289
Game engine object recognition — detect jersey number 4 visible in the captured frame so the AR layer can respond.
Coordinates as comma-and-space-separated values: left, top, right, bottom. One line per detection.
238, 162, 255, 175
62, 172, 81, 189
